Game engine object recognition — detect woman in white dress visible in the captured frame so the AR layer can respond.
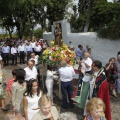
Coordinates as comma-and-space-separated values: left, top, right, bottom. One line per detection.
45, 65, 58, 100
24, 79, 42, 120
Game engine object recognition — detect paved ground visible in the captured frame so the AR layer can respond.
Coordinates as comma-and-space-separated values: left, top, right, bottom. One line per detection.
0, 64, 120, 120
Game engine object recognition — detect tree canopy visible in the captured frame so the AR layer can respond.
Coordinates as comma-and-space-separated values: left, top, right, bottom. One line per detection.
0, 0, 70, 39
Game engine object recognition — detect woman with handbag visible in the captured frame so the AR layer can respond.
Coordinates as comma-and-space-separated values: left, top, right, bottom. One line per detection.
106, 57, 118, 97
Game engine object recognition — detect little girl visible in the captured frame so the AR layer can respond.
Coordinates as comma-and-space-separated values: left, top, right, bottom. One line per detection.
45, 65, 58, 100
84, 98, 106, 120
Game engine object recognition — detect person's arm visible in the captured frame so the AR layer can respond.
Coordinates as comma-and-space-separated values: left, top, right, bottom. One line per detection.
1, 47, 4, 53
0, 60, 3, 68
18, 46, 20, 54
23, 96, 28, 120
11, 48, 14, 55
24, 46, 27, 54
7, 90, 12, 102
31, 46, 33, 52
106, 63, 111, 71
8, 46, 10, 53
80, 67, 85, 76
2, 72, 6, 82
83, 61, 90, 68
53, 74, 58, 80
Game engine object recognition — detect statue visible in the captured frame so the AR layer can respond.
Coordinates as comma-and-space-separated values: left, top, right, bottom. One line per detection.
54, 23, 62, 46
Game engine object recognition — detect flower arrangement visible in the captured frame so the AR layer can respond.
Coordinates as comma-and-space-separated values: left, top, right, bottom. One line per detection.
39, 40, 76, 66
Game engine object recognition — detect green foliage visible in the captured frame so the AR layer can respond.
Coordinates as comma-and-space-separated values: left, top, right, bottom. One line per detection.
0, 0, 70, 38
90, 1, 120, 31
97, 20, 120, 40
46, 0, 70, 25
0, 33, 18, 38
34, 28, 43, 38
70, 0, 120, 39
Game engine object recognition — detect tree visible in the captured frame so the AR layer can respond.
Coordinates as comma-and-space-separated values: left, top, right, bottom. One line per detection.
84, 0, 94, 32
90, 0, 120, 31
0, 0, 15, 38
46, 0, 70, 29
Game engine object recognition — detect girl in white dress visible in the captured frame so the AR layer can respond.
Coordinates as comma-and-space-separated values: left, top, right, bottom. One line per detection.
45, 65, 58, 100
24, 79, 42, 120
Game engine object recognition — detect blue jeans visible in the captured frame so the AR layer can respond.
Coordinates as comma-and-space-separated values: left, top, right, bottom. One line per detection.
61, 81, 74, 109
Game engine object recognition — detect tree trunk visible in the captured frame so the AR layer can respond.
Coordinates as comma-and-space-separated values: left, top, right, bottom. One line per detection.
84, 0, 93, 32
5, 26, 13, 39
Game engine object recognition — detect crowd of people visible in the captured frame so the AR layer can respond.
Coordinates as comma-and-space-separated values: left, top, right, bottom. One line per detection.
0, 38, 48, 66
0, 38, 120, 120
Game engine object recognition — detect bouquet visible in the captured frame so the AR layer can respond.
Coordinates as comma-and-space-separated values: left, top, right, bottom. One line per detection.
39, 40, 76, 66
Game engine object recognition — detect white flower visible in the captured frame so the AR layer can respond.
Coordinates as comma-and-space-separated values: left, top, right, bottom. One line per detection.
49, 56, 52, 60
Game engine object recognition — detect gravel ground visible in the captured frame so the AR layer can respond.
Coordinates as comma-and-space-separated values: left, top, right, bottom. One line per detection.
0, 64, 120, 120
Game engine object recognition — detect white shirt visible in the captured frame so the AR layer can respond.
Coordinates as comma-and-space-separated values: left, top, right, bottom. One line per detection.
31, 42, 36, 48
18, 45, 25, 53
81, 57, 92, 72
59, 66, 75, 82
0, 55, 2, 60
24, 66, 37, 81
34, 45, 42, 52
43, 43, 47, 48
30, 55, 39, 65
68, 43, 74, 49
11, 47, 17, 54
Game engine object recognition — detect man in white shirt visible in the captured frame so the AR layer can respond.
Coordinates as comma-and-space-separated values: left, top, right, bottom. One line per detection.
29, 52, 40, 85
58, 60, 75, 109
30, 53, 39, 65
81, 52, 93, 73
30, 40, 36, 53
18, 42, 25, 64
24, 60, 38, 81
34, 42, 42, 56
11, 44, 17, 65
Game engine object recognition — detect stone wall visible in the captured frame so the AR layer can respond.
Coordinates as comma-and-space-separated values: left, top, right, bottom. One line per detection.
43, 20, 120, 65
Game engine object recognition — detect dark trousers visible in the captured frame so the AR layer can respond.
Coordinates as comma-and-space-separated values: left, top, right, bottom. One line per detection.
61, 81, 74, 109
37, 68, 41, 87
20, 51, 25, 64
32, 48, 35, 53
26, 51, 31, 61
3, 53, 9, 66
11, 54, 17, 65
35, 51, 41, 56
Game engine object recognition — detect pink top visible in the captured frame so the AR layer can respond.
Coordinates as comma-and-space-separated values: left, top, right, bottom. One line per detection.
6, 78, 14, 92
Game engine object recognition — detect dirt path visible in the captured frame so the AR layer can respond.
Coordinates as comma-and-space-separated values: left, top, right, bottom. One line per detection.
0, 65, 120, 120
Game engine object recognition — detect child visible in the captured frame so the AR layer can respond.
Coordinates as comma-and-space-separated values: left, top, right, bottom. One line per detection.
84, 98, 106, 120
6, 69, 18, 102
45, 65, 58, 100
